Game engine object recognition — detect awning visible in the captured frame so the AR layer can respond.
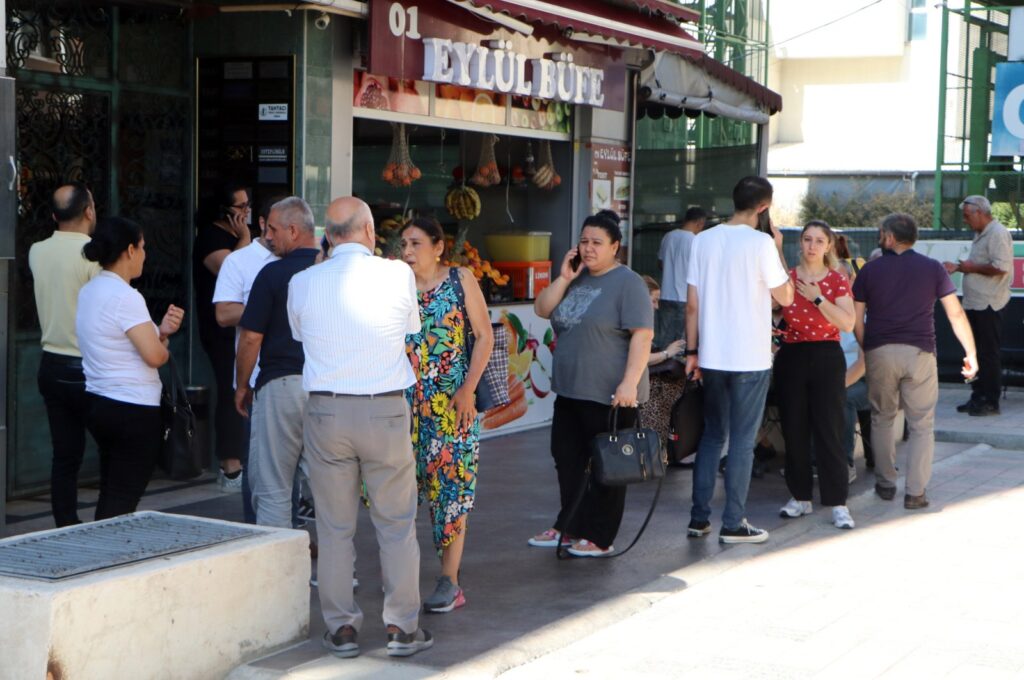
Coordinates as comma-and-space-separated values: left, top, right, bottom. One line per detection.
639, 51, 782, 125
451, 0, 706, 57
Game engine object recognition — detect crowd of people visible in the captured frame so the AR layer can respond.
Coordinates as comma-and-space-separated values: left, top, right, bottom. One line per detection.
27, 173, 1012, 658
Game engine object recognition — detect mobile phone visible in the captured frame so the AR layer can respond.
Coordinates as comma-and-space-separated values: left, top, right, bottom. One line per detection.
756, 209, 772, 234
570, 246, 582, 272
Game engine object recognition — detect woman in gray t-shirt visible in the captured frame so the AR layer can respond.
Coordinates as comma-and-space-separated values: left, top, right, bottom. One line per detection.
528, 211, 654, 557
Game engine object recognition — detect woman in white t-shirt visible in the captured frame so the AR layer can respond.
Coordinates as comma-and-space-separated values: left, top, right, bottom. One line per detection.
77, 217, 184, 520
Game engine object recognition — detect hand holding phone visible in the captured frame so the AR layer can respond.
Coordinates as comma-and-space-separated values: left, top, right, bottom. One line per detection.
561, 246, 584, 281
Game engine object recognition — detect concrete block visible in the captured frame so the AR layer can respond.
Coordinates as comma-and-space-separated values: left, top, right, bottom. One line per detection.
0, 512, 309, 680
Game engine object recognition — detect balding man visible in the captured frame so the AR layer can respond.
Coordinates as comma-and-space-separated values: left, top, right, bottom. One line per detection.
29, 182, 101, 526
288, 197, 432, 659
943, 195, 1014, 416
235, 197, 320, 528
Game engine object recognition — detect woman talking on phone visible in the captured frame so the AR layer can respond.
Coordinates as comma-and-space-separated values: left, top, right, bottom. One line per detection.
528, 210, 654, 557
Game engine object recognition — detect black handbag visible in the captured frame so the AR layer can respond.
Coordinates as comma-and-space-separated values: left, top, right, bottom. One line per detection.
557, 407, 667, 559
667, 377, 704, 465
591, 407, 667, 486
158, 356, 202, 480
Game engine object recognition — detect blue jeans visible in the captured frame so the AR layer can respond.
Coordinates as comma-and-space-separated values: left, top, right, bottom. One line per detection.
691, 368, 772, 529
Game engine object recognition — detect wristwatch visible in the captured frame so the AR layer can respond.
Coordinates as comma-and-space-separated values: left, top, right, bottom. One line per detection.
683, 348, 699, 357
813, 296, 824, 307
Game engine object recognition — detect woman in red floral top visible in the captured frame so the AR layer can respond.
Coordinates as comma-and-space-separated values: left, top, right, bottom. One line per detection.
775, 220, 857, 529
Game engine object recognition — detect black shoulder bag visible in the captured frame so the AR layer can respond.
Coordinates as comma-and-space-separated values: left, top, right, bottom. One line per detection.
556, 407, 667, 559
158, 355, 202, 480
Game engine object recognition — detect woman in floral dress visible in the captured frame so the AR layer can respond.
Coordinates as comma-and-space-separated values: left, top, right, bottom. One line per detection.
401, 217, 493, 614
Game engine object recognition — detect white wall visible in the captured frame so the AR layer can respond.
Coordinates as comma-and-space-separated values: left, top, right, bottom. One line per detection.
767, 1, 943, 174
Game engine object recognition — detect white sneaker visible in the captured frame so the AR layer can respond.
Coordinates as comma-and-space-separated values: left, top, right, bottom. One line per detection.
217, 468, 243, 494
848, 464, 858, 483
832, 506, 855, 530
779, 498, 812, 518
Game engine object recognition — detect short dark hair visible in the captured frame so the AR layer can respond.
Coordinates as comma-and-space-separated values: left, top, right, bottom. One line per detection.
732, 176, 773, 212
880, 212, 918, 245
259, 192, 289, 224
401, 217, 447, 259
52, 182, 92, 223
83, 216, 143, 267
683, 206, 707, 224
582, 209, 622, 244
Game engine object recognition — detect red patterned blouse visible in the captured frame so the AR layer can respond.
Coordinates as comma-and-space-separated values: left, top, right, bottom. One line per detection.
781, 268, 850, 343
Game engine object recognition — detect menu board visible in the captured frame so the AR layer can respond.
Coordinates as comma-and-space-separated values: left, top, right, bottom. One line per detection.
589, 143, 631, 217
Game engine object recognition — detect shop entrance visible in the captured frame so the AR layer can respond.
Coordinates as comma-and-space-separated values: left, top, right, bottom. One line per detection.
5, 2, 191, 497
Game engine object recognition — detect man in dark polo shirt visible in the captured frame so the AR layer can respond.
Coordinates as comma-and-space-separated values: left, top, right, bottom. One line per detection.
234, 196, 320, 527
852, 213, 978, 510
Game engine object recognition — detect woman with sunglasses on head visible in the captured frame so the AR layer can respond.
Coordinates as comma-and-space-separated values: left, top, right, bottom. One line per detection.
529, 210, 654, 557
775, 220, 857, 530
78, 217, 184, 520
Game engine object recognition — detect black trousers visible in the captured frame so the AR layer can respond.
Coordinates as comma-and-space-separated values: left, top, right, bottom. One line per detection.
38, 352, 94, 527
551, 396, 637, 549
87, 394, 162, 520
967, 307, 1003, 406
199, 328, 249, 463
774, 342, 849, 507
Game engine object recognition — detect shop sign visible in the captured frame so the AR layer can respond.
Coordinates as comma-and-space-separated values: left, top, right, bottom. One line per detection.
993, 62, 1024, 156
589, 143, 631, 217
258, 146, 288, 163
369, 0, 626, 110
422, 38, 605, 107
258, 103, 288, 121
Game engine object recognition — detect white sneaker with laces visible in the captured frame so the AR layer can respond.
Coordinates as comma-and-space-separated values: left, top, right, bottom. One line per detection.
779, 498, 812, 518
832, 506, 855, 529
217, 468, 243, 494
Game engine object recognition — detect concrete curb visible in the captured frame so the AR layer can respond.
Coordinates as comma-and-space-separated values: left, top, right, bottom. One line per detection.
935, 428, 1024, 451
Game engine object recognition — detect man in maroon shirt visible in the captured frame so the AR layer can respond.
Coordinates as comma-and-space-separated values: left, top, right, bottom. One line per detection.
852, 213, 978, 510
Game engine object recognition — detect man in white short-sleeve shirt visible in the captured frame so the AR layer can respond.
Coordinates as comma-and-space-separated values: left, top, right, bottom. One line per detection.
684, 176, 794, 545
656, 206, 705, 347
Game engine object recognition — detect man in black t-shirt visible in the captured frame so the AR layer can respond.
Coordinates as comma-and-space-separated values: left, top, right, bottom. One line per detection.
234, 197, 320, 528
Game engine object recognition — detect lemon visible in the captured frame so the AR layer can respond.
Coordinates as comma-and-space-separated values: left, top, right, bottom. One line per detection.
508, 349, 534, 379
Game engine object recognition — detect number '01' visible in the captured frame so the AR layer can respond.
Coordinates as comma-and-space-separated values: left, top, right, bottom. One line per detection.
389, 3, 421, 39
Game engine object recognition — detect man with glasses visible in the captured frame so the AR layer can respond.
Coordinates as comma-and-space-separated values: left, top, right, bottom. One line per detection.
942, 195, 1013, 416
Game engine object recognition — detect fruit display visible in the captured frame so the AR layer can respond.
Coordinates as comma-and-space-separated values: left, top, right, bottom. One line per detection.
444, 237, 510, 287
445, 185, 481, 220
531, 140, 561, 190
470, 134, 501, 187
375, 213, 409, 259
381, 122, 421, 187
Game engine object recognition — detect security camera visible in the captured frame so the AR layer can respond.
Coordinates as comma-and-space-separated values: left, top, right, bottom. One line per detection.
314, 12, 330, 30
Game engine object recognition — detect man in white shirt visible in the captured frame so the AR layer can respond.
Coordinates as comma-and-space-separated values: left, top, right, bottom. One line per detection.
684, 176, 794, 544
29, 182, 101, 526
212, 194, 280, 516
288, 197, 432, 659
656, 206, 705, 347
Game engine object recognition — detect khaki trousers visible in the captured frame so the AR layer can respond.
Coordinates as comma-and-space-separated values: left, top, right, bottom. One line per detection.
303, 393, 420, 634
865, 344, 939, 496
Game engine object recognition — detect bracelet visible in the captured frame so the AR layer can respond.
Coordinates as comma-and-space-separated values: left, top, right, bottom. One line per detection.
683, 348, 698, 357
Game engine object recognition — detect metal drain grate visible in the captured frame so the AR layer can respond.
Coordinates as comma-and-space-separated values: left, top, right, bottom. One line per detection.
0, 512, 261, 581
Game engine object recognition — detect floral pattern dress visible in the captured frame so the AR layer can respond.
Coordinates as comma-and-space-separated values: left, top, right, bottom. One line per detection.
406, 269, 480, 556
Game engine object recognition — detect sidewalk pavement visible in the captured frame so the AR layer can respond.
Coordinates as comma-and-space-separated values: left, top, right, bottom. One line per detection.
4, 386, 1023, 679
935, 385, 1024, 450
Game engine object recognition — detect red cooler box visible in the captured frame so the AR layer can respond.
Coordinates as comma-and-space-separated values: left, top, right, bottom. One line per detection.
493, 261, 551, 300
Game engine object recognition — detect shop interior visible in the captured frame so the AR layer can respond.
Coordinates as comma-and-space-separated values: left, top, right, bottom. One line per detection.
350, 118, 574, 303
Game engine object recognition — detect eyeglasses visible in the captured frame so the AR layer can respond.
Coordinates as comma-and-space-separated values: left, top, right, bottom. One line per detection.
231, 201, 251, 210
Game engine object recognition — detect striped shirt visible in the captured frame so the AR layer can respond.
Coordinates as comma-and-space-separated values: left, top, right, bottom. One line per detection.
287, 243, 419, 394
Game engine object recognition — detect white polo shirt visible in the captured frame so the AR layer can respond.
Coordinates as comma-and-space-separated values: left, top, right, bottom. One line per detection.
287, 243, 419, 394
77, 271, 162, 406
212, 239, 277, 388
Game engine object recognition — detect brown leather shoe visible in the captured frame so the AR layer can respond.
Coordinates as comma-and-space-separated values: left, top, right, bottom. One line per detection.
904, 493, 930, 510
875, 483, 896, 501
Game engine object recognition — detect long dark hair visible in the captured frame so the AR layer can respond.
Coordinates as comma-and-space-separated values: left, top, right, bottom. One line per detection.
83, 217, 143, 267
